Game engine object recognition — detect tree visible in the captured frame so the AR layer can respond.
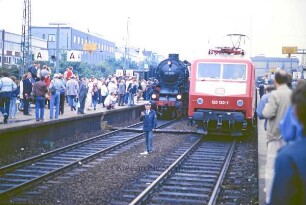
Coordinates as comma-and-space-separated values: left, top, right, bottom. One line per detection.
0, 64, 20, 78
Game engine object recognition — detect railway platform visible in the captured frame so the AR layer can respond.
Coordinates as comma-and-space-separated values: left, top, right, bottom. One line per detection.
0, 100, 146, 155
258, 118, 267, 205
0, 100, 145, 130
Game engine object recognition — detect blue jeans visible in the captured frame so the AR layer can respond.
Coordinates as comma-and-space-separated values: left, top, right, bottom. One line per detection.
144, 131, 153, 152
92, 97, 98, 109
128, 93, 135, 106
67, 95, 76, 109
50, 92, 60, 118
124, 92, 129, 104
35, 96, 45, 120
0, 92, 11, 116
9, 96, 17, 118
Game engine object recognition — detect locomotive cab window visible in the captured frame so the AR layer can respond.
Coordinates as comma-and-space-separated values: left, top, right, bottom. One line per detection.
197, 63, 221, 79
222, 64, 247, 80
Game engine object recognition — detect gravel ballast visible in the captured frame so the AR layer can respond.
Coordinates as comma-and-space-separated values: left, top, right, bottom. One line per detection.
24, 120, 197, 205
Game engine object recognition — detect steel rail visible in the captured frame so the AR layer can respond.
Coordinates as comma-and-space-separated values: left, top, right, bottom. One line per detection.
0, 122, 143, 175
208, 140, 236, 205
129, 137, 202, 205
0, 120, 177, 200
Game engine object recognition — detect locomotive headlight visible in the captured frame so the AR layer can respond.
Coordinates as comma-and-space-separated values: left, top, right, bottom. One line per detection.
177, 95, 182, 100
167, 60, 172, 66
152, 94, 157, 99
197, 98, 204, 105
237, 99, 244, 107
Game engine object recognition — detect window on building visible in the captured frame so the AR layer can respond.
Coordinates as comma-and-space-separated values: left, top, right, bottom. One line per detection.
81, 38, 84, 45
77, 37, 80, 44
48, 34, 56, 42
74, 35, 76, 43
42, 34, 45, 39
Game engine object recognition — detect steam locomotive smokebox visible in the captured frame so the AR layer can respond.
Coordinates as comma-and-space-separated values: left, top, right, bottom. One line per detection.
168, 54, 179, 60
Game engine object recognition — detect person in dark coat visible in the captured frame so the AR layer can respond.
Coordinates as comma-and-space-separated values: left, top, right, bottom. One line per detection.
27, 61, 39, 81
139, 101, 157, 155
259, 83, 265, 98
22, 72, 33, 116
77, 77, 88, 114
269, 80, 306, 205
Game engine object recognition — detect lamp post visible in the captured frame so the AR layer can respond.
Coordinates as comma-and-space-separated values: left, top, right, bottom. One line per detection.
49, 22, 66, 74
124, 17, 130, 69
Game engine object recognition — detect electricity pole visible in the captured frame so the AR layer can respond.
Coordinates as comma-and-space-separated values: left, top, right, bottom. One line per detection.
21, 0, 32, 78
124, 17, 130, 69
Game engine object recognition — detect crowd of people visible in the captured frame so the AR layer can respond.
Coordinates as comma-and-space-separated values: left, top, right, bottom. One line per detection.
0, 61, 159, 123
256, 71, 306, 205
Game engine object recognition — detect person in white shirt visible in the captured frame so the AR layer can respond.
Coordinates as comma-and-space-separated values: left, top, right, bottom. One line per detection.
104, 92, 117, 110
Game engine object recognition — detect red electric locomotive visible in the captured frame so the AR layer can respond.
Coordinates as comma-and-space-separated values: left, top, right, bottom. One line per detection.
188, 43, 256, 136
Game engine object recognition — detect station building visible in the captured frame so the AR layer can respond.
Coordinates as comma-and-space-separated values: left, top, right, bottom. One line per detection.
0, 29, 47, 67
31, 26, 116, 64
251, 55, 300, 78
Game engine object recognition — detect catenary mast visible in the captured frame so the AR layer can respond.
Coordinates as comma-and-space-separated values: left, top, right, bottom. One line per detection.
20, 0, 32, 78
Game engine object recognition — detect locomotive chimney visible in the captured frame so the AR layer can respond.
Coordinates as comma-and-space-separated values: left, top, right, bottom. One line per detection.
168, 54, 179, 60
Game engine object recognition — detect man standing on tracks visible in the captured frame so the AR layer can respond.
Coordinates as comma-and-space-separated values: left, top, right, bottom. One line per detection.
140, 101, 157, 155
262, 70, 292, 204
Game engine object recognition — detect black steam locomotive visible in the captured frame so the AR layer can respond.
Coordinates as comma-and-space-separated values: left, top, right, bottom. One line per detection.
151, 54, 190, 119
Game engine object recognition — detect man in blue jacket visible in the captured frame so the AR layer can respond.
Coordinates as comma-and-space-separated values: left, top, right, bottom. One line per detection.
140, 101, 157, 155
269, 80, 306, 205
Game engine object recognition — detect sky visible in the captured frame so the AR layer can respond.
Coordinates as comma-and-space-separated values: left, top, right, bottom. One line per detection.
0, 0, 306, 61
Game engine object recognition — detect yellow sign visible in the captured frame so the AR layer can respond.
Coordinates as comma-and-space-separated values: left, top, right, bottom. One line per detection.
282, 46, 297, 54
83, 43, 97, 51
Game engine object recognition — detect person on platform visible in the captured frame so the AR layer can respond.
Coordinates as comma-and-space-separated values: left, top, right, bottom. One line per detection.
262, 70, 292, 204
104, 92, 117, 110
22, 72, 33, 116
259, 83, 265, 98
139, 101, 157, 155
66, 75, 79, 111
0, 71, 17, 123
9, 76, 19, 119
33, 76, 48, 121
49, 74, 66, 119
91, 83, 99, 110
77, 77, 88, 114
27, 61, 39, 81
269, 80, 306, 205
256, 85, 275, 130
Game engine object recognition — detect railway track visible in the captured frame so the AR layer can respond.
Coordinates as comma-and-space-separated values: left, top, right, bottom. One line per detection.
0, 120, 175, 201
112, 138, 236, 205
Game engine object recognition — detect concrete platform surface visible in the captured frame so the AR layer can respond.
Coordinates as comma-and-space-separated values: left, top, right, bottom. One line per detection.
0, 100, 146, 131
258, 118, 267, 205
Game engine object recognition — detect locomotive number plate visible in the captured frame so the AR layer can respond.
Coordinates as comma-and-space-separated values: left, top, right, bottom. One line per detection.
211, 100, 229, 105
